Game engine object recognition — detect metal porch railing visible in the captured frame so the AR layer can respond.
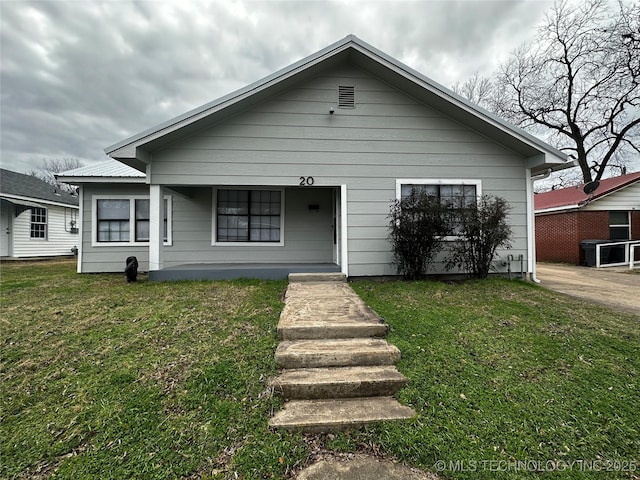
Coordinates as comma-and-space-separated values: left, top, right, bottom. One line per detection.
595, 240, 640, 269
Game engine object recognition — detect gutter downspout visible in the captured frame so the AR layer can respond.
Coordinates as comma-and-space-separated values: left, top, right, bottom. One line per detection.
76, 185, 83, 273
527, 168, 552, 283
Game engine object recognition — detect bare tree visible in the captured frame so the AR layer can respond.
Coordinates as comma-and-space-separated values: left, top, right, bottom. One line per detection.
28, 158, 84, 193
494, 0, 639, 185
533, 169, 583, 193
451, 72, 495, 110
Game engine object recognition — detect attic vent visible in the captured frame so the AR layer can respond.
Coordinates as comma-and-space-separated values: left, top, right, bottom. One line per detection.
338, 85, 355, 108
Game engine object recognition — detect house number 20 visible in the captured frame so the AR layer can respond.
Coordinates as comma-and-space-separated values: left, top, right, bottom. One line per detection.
299, 176, 315, 186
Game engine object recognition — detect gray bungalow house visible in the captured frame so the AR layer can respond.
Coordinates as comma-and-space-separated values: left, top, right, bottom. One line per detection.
59, 35, 569, 281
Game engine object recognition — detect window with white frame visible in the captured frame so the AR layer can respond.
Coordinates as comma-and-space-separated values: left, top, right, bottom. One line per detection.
30, 207, 47, 239
134, 199, 169, 242
397, 179, 481, 234
215, 189, 282, 243
94, 196, 170, 244
609, 211, 630, 241
400, 183, 478, 207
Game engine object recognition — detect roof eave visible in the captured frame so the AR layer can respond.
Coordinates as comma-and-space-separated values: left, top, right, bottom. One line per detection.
104, 34, 570, 167
56, 175, 146, 184
0, 193, 79, 209
105, 36, 357, 158
345, 40, 570, 165
592, 177, 640, 201
534, 204, 581, 214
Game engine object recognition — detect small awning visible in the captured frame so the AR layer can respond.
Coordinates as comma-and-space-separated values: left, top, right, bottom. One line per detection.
0, 196, 45, 216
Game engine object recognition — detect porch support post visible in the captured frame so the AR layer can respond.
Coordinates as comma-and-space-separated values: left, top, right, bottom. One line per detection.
340, 184, 349, 276
76, 186, 84, 273
149, 184, 164, 272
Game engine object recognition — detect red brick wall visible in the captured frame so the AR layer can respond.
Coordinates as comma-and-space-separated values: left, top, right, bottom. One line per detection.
535, 210, 610, 264
576, 211, 610, 264
577, 211, 610, 239
535, 212, 579, 263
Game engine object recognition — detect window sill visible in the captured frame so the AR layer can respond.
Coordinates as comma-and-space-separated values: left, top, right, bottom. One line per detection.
212, 241, 284, 247
92, 242, 173, 247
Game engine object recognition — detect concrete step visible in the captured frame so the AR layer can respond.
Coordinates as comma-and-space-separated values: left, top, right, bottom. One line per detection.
278, 320, 388, 340
284, 281, 355, 301
278, 297, 388, 340
273, 365, 408, 399
269, 397, 415, 432
275, 338, 401, 369
279, 282, 388, 340
288, 272, 347, 283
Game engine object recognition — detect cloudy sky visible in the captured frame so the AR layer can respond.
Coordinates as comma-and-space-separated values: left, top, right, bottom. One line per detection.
1, 0, 557, 174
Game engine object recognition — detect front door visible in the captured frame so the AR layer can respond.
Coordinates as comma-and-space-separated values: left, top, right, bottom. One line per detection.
0, 201, 12, 257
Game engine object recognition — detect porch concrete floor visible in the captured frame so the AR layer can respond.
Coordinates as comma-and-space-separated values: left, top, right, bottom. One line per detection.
148, 263, 340, 281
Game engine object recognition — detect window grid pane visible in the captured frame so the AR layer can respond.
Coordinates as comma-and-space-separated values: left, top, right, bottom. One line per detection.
610, 226, 630, 241
135, 199, 150, 220
135, 199, 149, 241
609, 211, 630, 241
96, 198, 169, 243
98, 220, 130, 242
401, 183, 478, 232
30, 207, 47, 238
401, 184, 477, 205
97, 199, 130, 242
217, 190, 280, 242
609, 211, 629, 226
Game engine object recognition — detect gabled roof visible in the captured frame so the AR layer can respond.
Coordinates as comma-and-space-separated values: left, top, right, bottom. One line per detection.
0, 168, 79, 207
534, 171, 640, 213
105, 34, 569, 174
56, 159, 146, 184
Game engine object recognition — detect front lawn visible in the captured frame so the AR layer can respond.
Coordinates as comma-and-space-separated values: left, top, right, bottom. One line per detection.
349, 280, 639, 479
1, 261, 638, 479
1, 260, 303, 479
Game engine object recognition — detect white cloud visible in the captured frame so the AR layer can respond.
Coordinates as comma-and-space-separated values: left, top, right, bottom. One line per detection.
0, 0, 553, 173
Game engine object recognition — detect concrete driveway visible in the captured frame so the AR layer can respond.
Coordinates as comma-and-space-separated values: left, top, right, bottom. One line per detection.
536, 263, 640, 316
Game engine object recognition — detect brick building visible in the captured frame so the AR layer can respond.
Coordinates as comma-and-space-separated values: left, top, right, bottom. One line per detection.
535, 172, 640, 265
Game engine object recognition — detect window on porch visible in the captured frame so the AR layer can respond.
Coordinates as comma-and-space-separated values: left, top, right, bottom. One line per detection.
216, 189, 281, 243
95, 197, 170, 244
134, 199, 168, 242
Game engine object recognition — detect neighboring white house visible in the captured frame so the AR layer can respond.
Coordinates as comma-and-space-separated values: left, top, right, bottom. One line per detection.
0, 168, 80, 258
59, 35, 570, 280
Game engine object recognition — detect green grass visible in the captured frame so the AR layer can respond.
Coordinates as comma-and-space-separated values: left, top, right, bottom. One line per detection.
348, 280, 640, 479
1, 260, 305, 479
1, 261, 638, 479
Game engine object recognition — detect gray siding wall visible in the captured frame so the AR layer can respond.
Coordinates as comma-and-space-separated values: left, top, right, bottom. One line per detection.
81, 184, 334, 272
81, 184, 150, 273
151, 65, 530, 276
93, 64, 531, 276
163, 186, 334, 267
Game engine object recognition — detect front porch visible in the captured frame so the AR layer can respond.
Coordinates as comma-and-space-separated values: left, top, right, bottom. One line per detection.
143, 184, 348, 282
148, 262, 341, 281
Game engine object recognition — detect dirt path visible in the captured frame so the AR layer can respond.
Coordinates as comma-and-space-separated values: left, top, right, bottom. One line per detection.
536, 263, 640, 316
